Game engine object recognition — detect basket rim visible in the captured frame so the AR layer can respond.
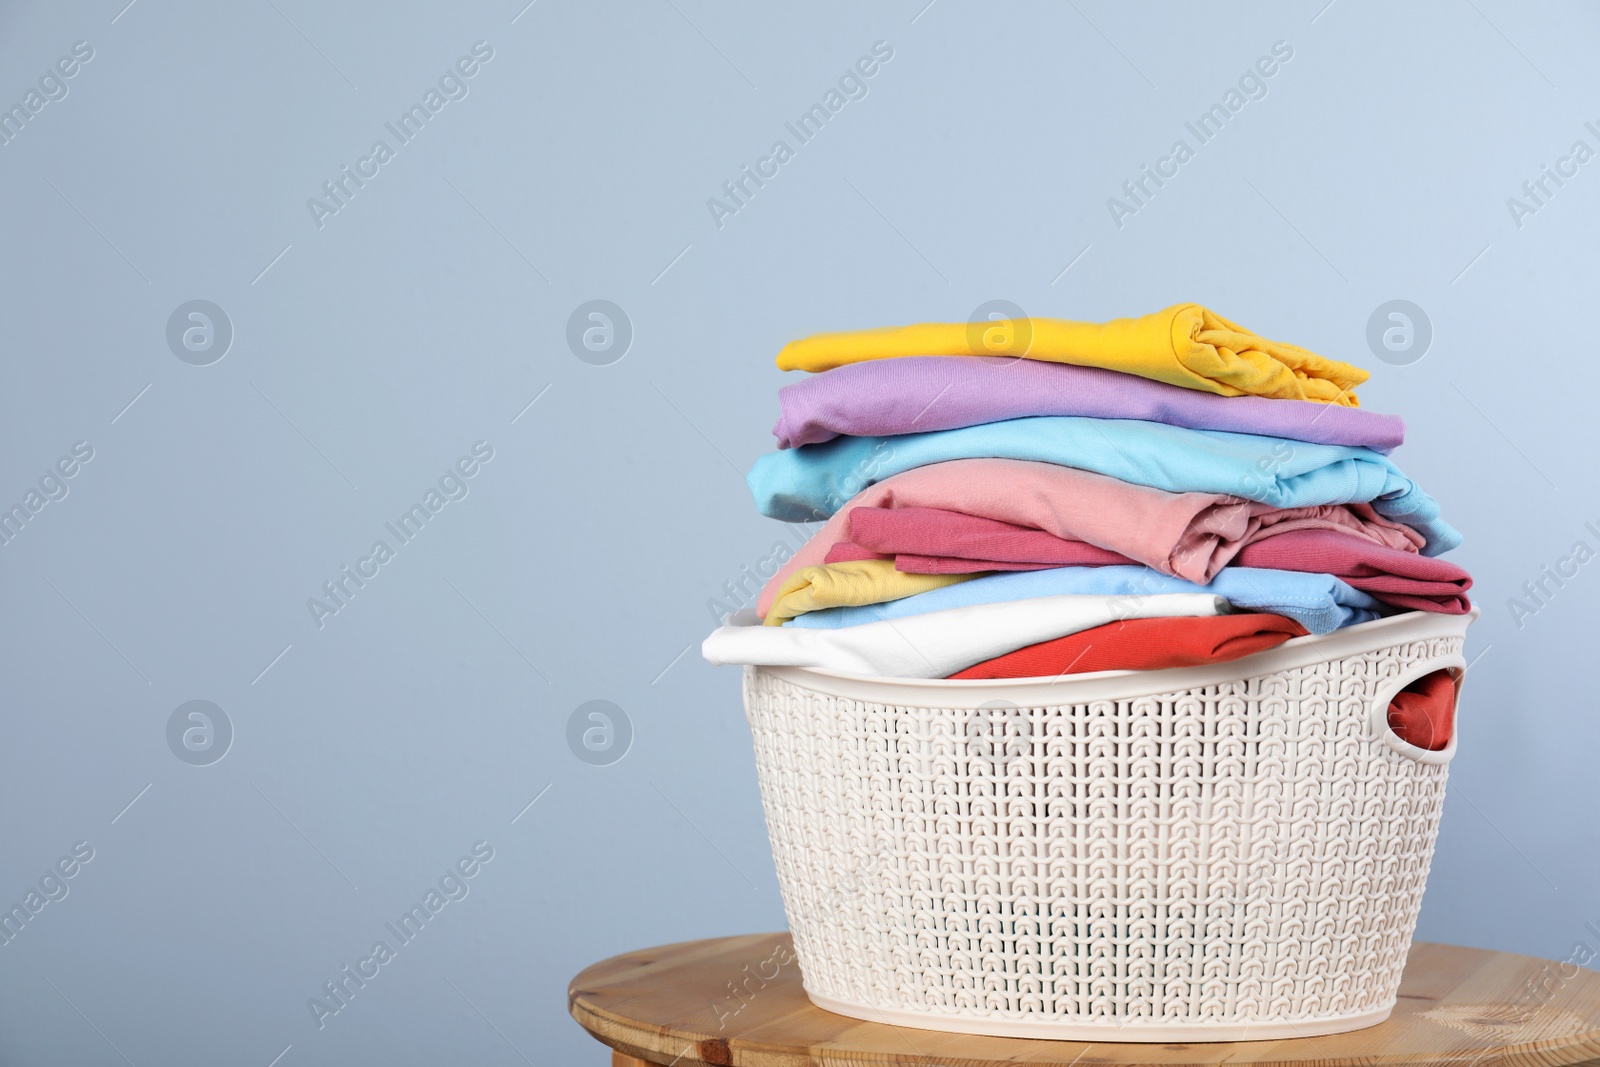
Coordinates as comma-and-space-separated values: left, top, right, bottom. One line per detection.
753, 606, 1477, 706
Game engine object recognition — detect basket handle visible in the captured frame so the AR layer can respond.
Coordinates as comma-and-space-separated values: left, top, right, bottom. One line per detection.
1368, 653, 1465, 765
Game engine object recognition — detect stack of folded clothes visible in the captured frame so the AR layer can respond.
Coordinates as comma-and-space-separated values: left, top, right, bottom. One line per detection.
702, 304, 1470, 747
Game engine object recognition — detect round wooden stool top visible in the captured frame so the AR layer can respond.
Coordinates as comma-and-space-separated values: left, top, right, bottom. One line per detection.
569, 933, 1600, 1067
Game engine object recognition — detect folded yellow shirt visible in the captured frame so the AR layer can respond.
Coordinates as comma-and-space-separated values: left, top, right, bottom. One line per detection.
775, 303, 1366, 406
763, 559, 980, 626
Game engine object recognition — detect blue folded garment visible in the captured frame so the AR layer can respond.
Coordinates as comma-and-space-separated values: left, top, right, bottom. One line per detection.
784, 565, 1388, 635
746, 416, 1460, 555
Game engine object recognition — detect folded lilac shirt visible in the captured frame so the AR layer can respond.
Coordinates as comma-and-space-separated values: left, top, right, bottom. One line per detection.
774, 356, 1405, 452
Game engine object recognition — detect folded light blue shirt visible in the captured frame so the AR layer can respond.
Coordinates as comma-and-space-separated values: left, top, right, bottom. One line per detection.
784, 566, 1388, 635
747, 417, 1461, 555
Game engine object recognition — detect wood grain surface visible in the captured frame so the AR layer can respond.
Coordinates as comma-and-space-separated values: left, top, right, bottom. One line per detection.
569, 933, 1600, 1067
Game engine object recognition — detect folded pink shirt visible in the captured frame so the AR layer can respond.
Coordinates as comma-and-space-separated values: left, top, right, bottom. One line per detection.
826, 509, 1471, 614
756, 458, 1425, 619
825, 508, 1129, 571
1234, 529, 1471, 613
774, 356, 1406, 451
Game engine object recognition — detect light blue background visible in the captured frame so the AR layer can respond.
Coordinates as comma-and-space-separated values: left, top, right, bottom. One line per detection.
1, 0, 1594, 1062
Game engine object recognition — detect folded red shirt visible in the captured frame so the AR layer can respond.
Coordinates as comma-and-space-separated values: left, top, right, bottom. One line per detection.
1387, 669, 1457, 751
948, 615, 1458, 751
828, 507, 1471, 614
947, 613, 1308, 679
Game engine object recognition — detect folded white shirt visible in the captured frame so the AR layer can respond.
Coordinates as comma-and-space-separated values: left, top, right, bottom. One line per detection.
701, 593, 1230, 678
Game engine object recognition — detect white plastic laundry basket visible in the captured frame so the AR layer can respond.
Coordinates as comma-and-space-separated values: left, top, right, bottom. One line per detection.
743, 608, 1474, 1041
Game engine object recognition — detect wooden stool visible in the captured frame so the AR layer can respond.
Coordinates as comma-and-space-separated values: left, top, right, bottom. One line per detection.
570, 933, 1600, 1067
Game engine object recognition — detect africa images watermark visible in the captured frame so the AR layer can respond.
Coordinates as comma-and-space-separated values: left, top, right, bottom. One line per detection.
708, 939, 798, 1029
0, 40, 94, 148
1506, 520, 1600, 629
306, 41, 495, 230
307, 442, 495, 629
704, 520, 814, 625
0, 440, 95, 549
705, 439, 895, 624
1505, 119, 1600, 230
1107, 39, 1294, 229
307, 841, 495, 1029
0, 841, 95, 949
706, 40, 895, 229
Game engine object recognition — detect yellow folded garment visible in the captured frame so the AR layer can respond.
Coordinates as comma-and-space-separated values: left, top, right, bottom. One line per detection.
763, 559, 980, 626
775, 303, 1367, 406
